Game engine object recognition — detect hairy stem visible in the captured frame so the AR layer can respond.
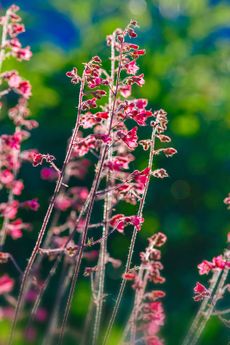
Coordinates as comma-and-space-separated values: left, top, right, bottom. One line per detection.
8, 69, 86, 345
92, 32, 116, 345
182, 269, 221, 345
103, 128, 156, 345
57, 38, 124, 344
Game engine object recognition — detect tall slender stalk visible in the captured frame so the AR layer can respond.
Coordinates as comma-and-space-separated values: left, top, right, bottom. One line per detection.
182, 269, 220, 345
8, 68, 86, 345
92, 32, 116, 345
57, 38, 124, 345
103, 127, 156, 345
183, 250, 230, 345
42, 260, 72, 345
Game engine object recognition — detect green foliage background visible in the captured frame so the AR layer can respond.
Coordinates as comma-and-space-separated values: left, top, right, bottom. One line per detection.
0, 0, 230, 344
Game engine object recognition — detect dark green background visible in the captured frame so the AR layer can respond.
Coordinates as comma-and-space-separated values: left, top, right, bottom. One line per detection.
0, 0, 230, 344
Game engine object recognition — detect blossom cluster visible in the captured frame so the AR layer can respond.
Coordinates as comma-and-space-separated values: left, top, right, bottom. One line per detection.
123, 232, 167, 345
24, 19, 177, 345
0, 4, 40, 328
193, 196, 230, 303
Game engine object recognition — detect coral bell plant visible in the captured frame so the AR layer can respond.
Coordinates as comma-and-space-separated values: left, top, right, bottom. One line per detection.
0, 3, 229, 345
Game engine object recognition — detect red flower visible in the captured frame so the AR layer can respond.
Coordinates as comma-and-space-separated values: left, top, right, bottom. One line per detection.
131, 49, 146, 59
82, 97, 97, 110
132, 168, 150, 188
152, 169, 168, 179
123, 272, 136, 280
123, 60, 139, 75
0, 200, 19, 219
105, 155, 134, 171
73, 135, 97, 157
55, 195, 72, 211
40, 167, 58, 181
120, 84, 132, 98
161, 148, 177, 157
33, 153, 55, 167
7, 218, 30, 239
127, 73, 145, 87
117, 127, 138, 150
110, 214, 144, 233
8, 23, 25, 37
198, 260, 214, 275
0, 169, 14, 185
12, 46, 32, 61
66, 67, 80, 84
12, 180, 24, 195
22, 199, 40, 211
212, 255, 226, 269
149, 233, 167, 247
17, 80, 32, 98
193, 282, 210, 302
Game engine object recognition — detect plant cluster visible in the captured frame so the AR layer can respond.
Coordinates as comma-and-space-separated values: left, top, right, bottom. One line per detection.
0, 4, 229, 345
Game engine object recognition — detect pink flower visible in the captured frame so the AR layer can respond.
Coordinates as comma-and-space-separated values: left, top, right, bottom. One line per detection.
12, 46, 32, 61
66, 67, 81, 84
55, 195, 72, 211
5, 70, 21, 88
212, 255, 226, 269
105, 155, 134, 171
198, 260, 213, 275
129, 215, 144, 231
132, 168, 150, 187
161, 147, 177, 157
157, 134, 171, 143
7, 218, 30, 239
127, 73, 145, 87
22, 199, 40, 211
73, 135, 97, 157
82, 97, 97, 110
33, 153, 55, 167
8, 23, 25, 37
8, 4, 20, 13
193, 282, 210, 302
124, 60, 139, 75
40, 167, 58, 181
0, 200, 19, 219
224, 194, 230, 205
12, 180, 24, 195
149, 233, 167, 247
117, 127, 138, 150
110, 214, 125, 232
131, 110, 153, 126
152, 169, 168, 179
0, 169, 14, 185
127, 27, 137, 38
120, 84, 132, 98
0, 275, 14, 295
87, 77, 103, 89
17, 80, 32, 98
110, 214, 144, 233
